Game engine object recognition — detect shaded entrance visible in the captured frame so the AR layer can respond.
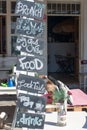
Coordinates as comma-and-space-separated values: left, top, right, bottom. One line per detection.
47, 16, 79, 87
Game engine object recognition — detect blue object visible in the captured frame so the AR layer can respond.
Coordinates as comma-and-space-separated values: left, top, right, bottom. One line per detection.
8, 78, 14, 87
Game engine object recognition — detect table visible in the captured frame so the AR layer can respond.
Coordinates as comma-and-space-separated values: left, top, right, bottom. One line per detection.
44, 111, 87, 130
0, 87, 16, 106
0, 86, 16, 95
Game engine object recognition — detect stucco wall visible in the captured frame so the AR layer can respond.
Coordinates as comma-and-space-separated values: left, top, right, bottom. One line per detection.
80, 0, 87, 73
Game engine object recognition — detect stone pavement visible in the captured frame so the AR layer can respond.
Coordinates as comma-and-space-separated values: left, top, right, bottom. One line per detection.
0, 89, 16, 129
0, 100, 16, 130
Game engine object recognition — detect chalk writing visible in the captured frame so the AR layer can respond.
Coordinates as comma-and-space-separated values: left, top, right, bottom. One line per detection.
15, 0, 46, 20
16, 56, 46, 74
15, 112, 45, 129
17, 93, 46, 112
15, 17, 45, 37
17, 74, 46, 94
16, 36, 44, 56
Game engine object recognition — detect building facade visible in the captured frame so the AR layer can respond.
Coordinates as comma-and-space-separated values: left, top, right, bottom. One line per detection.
0, 0, 87, 88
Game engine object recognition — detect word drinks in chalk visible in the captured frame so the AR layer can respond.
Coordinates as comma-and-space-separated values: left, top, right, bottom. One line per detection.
17, 74, 46, 94
15, 112, 45, 129
16, 35, 44, 56
17, 93, 47, 112
16, 55, 46, 74
15, 17, 45, 38
15, 0, 46, 20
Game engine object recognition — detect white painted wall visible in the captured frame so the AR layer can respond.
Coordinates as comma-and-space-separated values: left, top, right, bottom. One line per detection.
80, 0, 87, 72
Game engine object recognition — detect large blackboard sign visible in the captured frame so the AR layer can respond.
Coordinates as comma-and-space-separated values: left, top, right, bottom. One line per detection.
17, 93, 46, 112
15, 112, 45, 129
15, 0, 46, 20
17, 74, 46, 94
16, 55, 46, 74
16, 35, 45, 56
15, 17, 45, 37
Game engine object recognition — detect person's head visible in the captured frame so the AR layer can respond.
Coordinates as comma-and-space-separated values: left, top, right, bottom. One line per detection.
39, 75, 56, 94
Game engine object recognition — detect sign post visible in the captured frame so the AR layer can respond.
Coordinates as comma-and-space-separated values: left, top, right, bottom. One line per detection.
11, 0, 47, 130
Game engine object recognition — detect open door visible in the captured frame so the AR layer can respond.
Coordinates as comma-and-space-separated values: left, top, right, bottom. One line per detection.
47, 16, 79, 84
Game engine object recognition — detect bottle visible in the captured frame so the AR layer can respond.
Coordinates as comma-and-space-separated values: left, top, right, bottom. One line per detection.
57, 103, 67, 126
8, 78, 14, 87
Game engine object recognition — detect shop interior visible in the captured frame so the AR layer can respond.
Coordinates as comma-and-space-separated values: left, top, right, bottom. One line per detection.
47, 16, 79, 87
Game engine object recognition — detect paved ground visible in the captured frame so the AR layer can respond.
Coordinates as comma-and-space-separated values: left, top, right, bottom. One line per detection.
0, 95, 16, 130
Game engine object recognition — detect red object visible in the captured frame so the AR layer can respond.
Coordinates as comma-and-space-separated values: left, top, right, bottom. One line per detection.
70, 89, 87, 106
43, 93, 53, 104
67, 90, 72, 95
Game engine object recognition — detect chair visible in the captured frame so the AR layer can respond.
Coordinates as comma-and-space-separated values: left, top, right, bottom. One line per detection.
55, 55, 67, 72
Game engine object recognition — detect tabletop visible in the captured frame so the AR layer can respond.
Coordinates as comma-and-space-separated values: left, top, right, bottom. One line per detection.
12, 111, 87, 130
44, 111, 87, 130
0, 86, 16, 95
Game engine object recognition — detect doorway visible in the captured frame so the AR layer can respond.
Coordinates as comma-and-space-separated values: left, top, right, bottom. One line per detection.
47, 16, 79, 86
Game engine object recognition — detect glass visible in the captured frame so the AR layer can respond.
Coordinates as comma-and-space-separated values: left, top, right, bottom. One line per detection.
11, 1, 16, 13
11, 16, 19, 34
57, 4, 61, 13
57, 100, 67, 126
0, 1, 6, 13
76, 4, 80, 14
62, 4, 67, 13
11, 36, 20, 56
52, 4, 56, 14
67, 4, 70, 14
47, 4, 51, 14
0, 16, 6, 54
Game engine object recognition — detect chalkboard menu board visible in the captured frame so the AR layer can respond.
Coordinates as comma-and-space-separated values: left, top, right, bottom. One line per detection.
15, 0, 46, 20
15, 112, 45, 129
15, 17, 46, 38
17, 74, 46, 94
16, 35, 45, 56
16, 55, 46, 74
17, 93, 47, 112
13, 0, 47, 129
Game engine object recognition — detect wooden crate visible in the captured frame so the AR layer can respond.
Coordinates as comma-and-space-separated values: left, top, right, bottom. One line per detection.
45, 104, 87, 112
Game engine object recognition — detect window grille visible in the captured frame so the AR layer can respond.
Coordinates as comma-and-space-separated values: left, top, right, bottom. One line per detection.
47, 2, 80, 15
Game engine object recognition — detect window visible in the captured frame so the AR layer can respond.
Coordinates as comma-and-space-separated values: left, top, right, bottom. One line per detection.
11, 1, 19, 56
0, 0, 6, 54
0, 16, 6, 54
47, 2, 80, 15
0, 0, 6, 13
